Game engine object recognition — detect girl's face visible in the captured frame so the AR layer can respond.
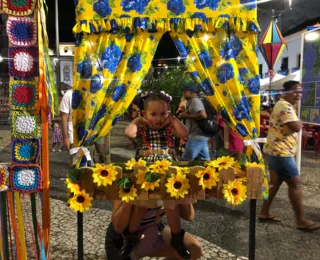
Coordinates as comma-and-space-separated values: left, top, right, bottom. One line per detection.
143, 100, 169, 129
54, 123, 59, 128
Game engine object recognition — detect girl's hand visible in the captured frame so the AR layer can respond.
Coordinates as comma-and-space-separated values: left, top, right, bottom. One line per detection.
161, 115, 176, 129
132, 117, 152, 127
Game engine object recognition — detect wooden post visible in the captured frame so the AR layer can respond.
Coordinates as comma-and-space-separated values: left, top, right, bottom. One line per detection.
105, 133, 111, 164
224, 125, 229, 149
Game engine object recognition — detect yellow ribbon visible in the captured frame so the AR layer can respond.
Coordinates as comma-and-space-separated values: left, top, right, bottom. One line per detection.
15, 192, 28, 260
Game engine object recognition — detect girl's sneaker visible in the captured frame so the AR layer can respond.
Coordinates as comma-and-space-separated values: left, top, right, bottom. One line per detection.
52, 149, 55, 152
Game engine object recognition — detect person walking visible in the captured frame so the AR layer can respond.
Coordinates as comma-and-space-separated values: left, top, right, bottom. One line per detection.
259, 80, 320, 231
179, 83, 210, 161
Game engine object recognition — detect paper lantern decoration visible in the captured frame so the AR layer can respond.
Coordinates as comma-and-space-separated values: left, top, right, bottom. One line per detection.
9, 47, 38, 79
12, 138, 40, 164
3, 0, 36, 16
11, 111, 40, 138
10, 165, 42, 193
9, 80, 38, 110
7, 16, 37, 46
0, 165, 9, 192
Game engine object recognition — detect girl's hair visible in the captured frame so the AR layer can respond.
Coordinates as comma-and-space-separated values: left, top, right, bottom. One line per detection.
283, 81, 301, 91
141, 92, 172, 110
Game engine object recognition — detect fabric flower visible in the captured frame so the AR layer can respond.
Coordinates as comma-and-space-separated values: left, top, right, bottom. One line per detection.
174, 40, 189, 58
125, 158, 147, 170
248, 75, 260, 94
90, 74, 104, 94
77, 59, 92, 79
194, 0, 220, 10
199, 50, 212, 68
92, 163, 118, 187
240, 0, 257, 10
167, 0, 186, 15
220, 42, 234, 60
230, 34, 243, 58
233, 97, 251, 121
220, 108, 231, 122
217, 63, 234, 83
89, 104, 107, 130
236, 123, 249, 137
101, 44, 122, 74
206, 156, 236, 171
65, 178, 80, 194
68, 190, 93, 212
238, 67, 249, 83
166, 172, 190, 199
190, 71, 199, 79
135, 170, 160, 191
77, 124, 88, 140
223, 180, 247, 205
200, 78, 214, 96
127, 54, 142, 72
149, 160, 172, 174
119, 187, 138, 202
112, 84, 127, 102
192, 12, 208, 22
121, 0, 150, 14
93, 0, 112, 17
72, 90, 83, 109
196, 167, 219, 190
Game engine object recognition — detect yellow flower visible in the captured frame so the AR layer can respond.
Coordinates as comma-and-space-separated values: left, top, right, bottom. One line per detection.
68, 190, 93, 212
196, 167, 219, 190
119, 186, 138, 202
176, 167, 190, 175
165, 172, 190, 199
233, 161, 243, 174
149, 160, 172, 174
206, 156, 235, 171
135, 169, 160, 191
125, 158, 147, 170
92, 163, 118, 187
245, 162, 265, 171
65, 178, 80, 193
222, 180, 247, 205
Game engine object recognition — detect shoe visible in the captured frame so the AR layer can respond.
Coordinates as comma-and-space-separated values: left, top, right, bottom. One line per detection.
52, 149, 55, 152
170, 230, 191, 259
58, 149, 62, 152
120, 230, 140, 258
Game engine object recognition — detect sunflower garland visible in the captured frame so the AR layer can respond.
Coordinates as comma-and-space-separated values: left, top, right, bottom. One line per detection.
68, 190, 93, 212
206, 156, 236, 171
125, 158, 147, 170
135, 169, 161, 191
196, 167, 219, 190
245, 162, 265, 171
165, 172, 190, 199
119, 186, 138, 202
92, 163, 118, 187
149, 160, 172, 174
222, 180, 247, 205
65, 178, 80, 194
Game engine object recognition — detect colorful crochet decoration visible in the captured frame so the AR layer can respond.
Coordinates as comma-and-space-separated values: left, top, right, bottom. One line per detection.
7, 16, 37, 46
9, 47, 38, 79
12, 138, 40, 164
10, 165, 42, 193
11, 111, 40, 138
0, 165, 10, 192
3, 0, 36, 16
9, 80, 38, 110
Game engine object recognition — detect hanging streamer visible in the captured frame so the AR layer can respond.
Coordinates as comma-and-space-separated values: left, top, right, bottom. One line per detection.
1, 193, 9, 260
15, 192, 28, 260
31, 193, 40, 259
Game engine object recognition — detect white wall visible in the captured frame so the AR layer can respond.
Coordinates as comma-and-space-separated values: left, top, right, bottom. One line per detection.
258, 30, 306, 78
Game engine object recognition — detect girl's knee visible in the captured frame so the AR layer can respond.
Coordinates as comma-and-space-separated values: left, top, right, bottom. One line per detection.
187, 238, 203, 259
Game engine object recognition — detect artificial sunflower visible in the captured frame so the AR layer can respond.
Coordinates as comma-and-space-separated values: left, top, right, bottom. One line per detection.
245, 162, 265, 171
68, 190, 93, 212
149, 160, 172, 174
119, 186, 138, 202
222, 180, 247, 205
176, 167, 190, 175
125, 158, 147, 170
65, 178, 80, 193
196, 167, 219, 190
135, 169, 160, 191
232, 161, 243, 174
206, 156, 235, 171
165, 172, 190, 199
92, 163, 118, 187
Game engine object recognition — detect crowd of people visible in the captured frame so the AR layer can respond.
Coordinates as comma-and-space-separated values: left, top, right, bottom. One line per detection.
55, 80, 319, 259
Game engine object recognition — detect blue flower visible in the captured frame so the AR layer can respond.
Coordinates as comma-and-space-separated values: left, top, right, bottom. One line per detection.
90, 74, 104, 94
93, 0, 112, 17
233, 97, 250, 121
248, 21, 259, 32
238, 67, 249, 83
195, 0, 220, 10
150, 35, 154, 40
192, 12, 208, 22
121, 0, 150, 14
220, 108, 231, 122
230, 34, 243, 58
167, 0, 186, 15
200, 78, 214, 96
220, 42, 234, 60
240, 0, 256, 10
77, 124, 88, 140
236, 123, 249, 137
186, 30, 194, 38
77, 59, 92, 79
127, 54, 142, 72
112, 116, 122, 126
124, 27, 134, 42
89, 105, 107, 130
190, 71, 199, 80
199, 50, 212, 68
112, 84, 127, 102
248, 75, 260, 94
217, 63, 234, 84
174, 40, 189, 58
101, 44, 122, 74
72, 90, 83, 109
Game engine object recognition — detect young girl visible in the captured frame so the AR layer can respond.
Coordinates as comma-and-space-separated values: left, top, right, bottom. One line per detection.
52, 123, 63, 152
123, 92, 191, 259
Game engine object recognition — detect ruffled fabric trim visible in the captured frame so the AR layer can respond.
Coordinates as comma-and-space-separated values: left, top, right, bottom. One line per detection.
73, 17, 261, 35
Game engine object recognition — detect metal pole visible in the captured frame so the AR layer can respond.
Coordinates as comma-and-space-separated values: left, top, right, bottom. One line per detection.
77, 212, 84, 260
249, 199, 256, 260
55, 0, 61, 94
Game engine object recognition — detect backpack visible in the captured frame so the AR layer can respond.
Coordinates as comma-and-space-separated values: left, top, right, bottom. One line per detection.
196, 98, 219, 136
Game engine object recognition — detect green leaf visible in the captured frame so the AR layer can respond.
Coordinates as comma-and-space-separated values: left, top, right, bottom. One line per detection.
187, 161, 205, 167
240, 154, 248, 169
145, 172, 161, 183
216, 148, 232, 158
117, 177, 134, 189
68, 169, 80, 183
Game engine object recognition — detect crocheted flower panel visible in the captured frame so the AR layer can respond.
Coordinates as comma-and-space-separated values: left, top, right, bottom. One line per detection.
11, 111, 40, 138
12, 138, 40, 164
9, 80, 38, 110
10, 165, 42, 193
9, 47, 38, 80
0, 165, 10, 192
7, 16, 37, 46
3, 0, 36, 16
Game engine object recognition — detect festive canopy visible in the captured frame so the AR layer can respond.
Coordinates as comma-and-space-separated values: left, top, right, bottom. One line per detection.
259, 20, 286, 70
